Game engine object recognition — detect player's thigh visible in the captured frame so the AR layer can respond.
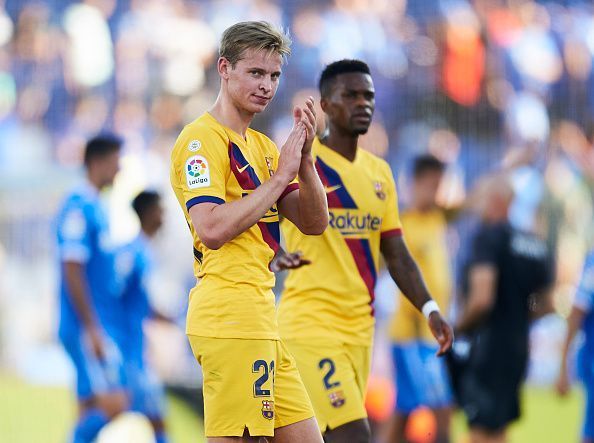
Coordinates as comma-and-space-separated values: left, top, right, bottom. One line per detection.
272, 340, 317, 432
272, 416, 323, 443
125, 363, 166, 420
417, 342, 453, 409
188, 335, 278, 438
461, 364, 520, 432
283, 339, 368, 432
207, 433, 259, 443
324, 418, 371, 443
345, 344, 372, 398
391, 342, 423, 413
61, 333, 126, 403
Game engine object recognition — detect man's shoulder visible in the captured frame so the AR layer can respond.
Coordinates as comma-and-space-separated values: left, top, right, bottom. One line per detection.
58, 187, 95, 218
173, 114, 229, 156
115, 237, 148, 275
358, 149, 394, 177
470, 222, 510, 259
56, 190, 95, 241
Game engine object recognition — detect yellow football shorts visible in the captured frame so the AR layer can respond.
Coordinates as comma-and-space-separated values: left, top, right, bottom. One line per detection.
187, 336, 315, 437
283, 339, 372, 432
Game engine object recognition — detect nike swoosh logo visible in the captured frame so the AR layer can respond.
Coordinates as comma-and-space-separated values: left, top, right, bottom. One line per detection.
237, 163, 250, 173
325, 185, 342, 194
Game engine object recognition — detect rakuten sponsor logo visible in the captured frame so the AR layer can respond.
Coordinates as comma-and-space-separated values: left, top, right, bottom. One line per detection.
329, 211, 381, 232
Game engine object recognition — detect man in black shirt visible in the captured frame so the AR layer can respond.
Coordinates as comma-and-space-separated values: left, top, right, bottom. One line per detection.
453, 175, 552, 443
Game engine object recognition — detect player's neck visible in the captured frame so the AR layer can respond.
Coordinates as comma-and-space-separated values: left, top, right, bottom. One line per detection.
321, 131, 358, 163
210, 94, 254, 139
141, 225, 157, 239
85, 171, 103, 192
411, 201, 435, 213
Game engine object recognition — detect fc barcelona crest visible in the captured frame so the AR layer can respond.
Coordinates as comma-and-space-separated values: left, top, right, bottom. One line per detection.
374, 181, 386, 200
261, 400, 274, 419
328, 390, 346, 408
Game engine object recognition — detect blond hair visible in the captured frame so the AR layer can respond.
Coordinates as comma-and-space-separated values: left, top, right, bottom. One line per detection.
219, 21, 291, 66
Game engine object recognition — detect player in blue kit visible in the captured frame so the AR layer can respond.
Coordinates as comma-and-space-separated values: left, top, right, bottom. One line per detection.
557, 250, 594, 443
115, 190, 168, 443
56, 134, 128, 443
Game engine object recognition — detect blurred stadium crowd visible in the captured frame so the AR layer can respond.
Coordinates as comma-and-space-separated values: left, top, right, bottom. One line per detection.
2, 0, 594, 441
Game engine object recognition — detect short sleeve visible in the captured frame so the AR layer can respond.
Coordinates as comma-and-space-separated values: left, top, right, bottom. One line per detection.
380, 167, 403, 239
57, 204, 91, 263
575, 255, 594, 314
471, 224, 505, 266
172, 126, 229, 212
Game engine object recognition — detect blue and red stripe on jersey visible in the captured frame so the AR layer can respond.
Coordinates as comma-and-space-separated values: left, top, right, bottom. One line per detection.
315, 156, 378, 313
228, 141, 281, 253
315, 157, 357, 209
345, 237, 378, 315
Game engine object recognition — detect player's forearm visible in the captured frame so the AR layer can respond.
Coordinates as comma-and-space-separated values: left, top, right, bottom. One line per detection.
391, 260, 432, 311
560, 307, 584, 372
296, 155, 328, 234
385, 244, 432, 312
456, 265, 496, 333
455, 305, 484, 334
455, 291, 494, 333
195, 173, 291, 249
63, 261, 98, 329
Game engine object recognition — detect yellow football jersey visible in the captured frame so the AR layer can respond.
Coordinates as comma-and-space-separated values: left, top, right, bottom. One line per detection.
170, 112, 298, 340
278, 137, 403, 346
389, 209, 452, 343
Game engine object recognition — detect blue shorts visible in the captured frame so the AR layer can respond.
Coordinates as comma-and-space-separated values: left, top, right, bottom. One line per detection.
125, 361, 166, 420
582, 377, 594, 441
60, 331, 125, 400
578, 349, 594, 440
392, 341, 453, 413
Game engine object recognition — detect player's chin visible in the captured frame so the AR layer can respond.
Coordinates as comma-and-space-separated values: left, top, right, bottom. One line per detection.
248, 96, 272, 113
352, 126, 370, 136
247, 102, 269, 114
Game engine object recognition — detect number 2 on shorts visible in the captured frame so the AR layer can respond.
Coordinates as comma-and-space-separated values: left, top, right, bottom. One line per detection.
253, 359, 275, 397
319, 358, 341, 390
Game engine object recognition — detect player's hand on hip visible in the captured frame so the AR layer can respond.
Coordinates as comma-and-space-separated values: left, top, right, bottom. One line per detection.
86, 326, 106, 361
270, 250, 311, 272
428, 312, 454, 356
278, 122, 306, 183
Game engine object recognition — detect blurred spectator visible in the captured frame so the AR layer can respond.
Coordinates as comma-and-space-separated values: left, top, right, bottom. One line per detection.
55, 134, 128, 443
115, 190, 169, 443
387, 155, 454, 443
556, 249, 594, 443
451, 175, 553, 443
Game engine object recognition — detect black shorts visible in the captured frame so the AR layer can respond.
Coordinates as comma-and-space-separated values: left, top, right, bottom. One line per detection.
447, 336, 527, 431
459, 365, 522, 431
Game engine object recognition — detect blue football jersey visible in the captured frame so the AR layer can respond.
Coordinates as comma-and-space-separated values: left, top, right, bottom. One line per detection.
575, 251, 594, 379
56, 182, 123, 339
115, 234, 152, 364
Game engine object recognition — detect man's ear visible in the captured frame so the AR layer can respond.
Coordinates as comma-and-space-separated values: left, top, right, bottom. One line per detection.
320, 96, 329, 113
218, 57, 231, 79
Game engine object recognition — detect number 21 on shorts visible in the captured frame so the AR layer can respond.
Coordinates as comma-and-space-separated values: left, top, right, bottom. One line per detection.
253, 359, 275, 397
